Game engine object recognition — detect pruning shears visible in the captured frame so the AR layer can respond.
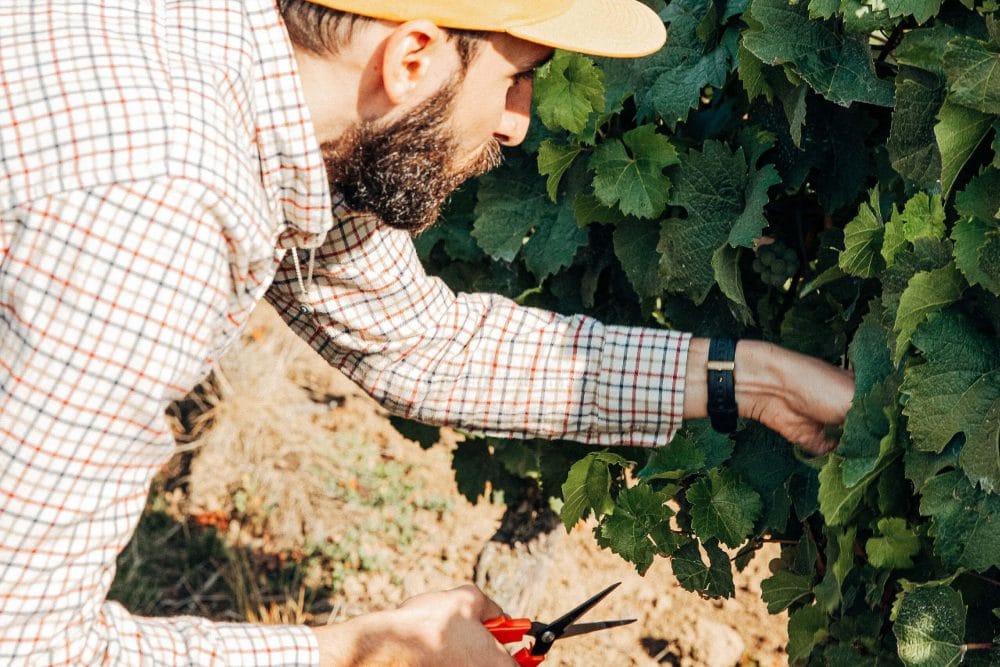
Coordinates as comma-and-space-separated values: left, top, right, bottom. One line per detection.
483, 582, 636, 666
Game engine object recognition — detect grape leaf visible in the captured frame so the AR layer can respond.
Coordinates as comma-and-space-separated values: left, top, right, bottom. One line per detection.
671, 538, 736, 598
473, 162, 555, 262
935, 100, 993, 197
953, 217, 1000, 294
538, 140, 583, 202
730, 425, 801, 533
865, 517, 920, 569
919, 471, 1000, 571
956, 167, 1000, 224
522, 205, 589, 280
943, 36, 1000, 116
848, 312, 894, 397
819, 455, 877, 526
892, 262, 965, 365
901, 310, 1000, 454
761, 570, 815, 613
896, 23, 958, 74
742, 0, 894, 107
839, 190, 886, 278
634, 0, 737, 128
813, 526, 856, 612
686, 468, 763, 547
838, 379, 899, 487
787, 604, 830, 663
958, 399, 1000, 494
613, 217, 665, 299
659, 141, 773, 303
889, 68, 946, 190
597, 483, 674, 574
893, 583, 967, 667
590, 124, 678, 219
885, 0, 944, 24
901, 192, 948, 243
560, 451, 634, 530
904, 437, 961, 493
712, 246, 753, 325
534, 50, 606, 135
638, 420, 733, 480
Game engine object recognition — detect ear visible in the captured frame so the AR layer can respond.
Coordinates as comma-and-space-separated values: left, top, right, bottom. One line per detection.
380, 20, 456, 105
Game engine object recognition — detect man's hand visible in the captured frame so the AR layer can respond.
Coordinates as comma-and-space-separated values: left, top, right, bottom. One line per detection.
684, 338, 855, 454
313, 585, 517, 667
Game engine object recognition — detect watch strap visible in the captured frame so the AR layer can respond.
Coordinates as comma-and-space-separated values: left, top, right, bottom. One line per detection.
707, 338, 738, 433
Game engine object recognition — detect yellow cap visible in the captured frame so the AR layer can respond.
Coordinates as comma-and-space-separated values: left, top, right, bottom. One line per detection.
305, 0, 666, 58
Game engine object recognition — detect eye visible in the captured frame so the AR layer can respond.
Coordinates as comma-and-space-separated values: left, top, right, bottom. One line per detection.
512, 70, 535, 85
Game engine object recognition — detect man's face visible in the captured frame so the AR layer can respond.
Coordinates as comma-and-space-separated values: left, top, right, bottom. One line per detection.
322, 33, 552, 233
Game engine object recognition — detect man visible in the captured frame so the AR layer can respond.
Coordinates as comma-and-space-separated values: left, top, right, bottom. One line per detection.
0, 0, 854, 664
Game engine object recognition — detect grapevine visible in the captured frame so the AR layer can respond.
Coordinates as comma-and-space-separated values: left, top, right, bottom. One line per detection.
402, 1, 1000, 664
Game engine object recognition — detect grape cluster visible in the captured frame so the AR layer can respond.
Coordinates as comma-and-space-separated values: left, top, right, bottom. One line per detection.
753, 241, 799, 287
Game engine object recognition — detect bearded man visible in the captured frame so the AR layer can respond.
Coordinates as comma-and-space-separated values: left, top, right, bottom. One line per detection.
0, 1, 854, 664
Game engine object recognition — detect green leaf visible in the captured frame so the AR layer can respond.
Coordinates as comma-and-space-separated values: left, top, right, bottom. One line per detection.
839, 190, 886, 278
597, 483, 674, 575
613, 217, 665, 299
522, 205, 589, 280
560, 452, 634, 530
537, 140, 583, 202
959, 399, 1000, 494
473, 162, 554, 262
943, 37, 1000, 116
742, 0, 894, 107
838, 380, 899, 487
712, 246, 753, 325
730, 424, 801, 533
956, 167, 1000, 224
892, 262, 965, 365
761, 570, 815, 613
889, 68, 946, 190
659, 141, 774, 303
634, 0, 737, 127
896, 23, 959, 74
904, 438, 961, 493
671, 539, 736, 598
819, 454, 885, 526
534, 50, 606, 135
935, 100, 993, 197
573, 193, 623, 228
849, 311, 894, 397
787, 604, 830, 664
919, 471, 1000, 571
885, 0, 943, 24
728, 162, 782, 248
951, 218, 1000, 294
865, 517, 920, 569
638, 420, 734, 481
686, 468, 763, 547
900, 310, 1000, 454
893, 583, 967, 667
590, 124, 678, 219
901, 192, 948, 243
813, 526, 857, 613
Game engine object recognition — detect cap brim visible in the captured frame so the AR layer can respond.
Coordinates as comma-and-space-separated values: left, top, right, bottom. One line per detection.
506, 0, 666, 58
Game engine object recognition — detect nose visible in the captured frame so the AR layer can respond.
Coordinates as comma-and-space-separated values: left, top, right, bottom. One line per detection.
493, 78, 533, 147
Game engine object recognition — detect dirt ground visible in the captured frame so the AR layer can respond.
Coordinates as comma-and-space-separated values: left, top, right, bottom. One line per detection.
157, 303, 789, 666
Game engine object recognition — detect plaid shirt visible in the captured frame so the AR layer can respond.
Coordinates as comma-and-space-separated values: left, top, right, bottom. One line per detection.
0, 0, 690, 665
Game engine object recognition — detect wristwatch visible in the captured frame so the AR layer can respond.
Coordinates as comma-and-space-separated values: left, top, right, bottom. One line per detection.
707, 338, 738, 433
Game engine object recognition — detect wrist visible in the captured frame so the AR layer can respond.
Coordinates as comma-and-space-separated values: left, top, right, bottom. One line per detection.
733, 339, 784, 417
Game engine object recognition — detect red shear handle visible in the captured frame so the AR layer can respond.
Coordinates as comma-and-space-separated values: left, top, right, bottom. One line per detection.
484, 617, 533, 644
511, 647, 545, 666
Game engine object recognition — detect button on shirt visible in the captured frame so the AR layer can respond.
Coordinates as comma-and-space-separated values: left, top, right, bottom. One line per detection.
0, 1, 690, 664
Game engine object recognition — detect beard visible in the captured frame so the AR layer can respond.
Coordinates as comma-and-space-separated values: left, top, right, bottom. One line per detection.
321, 81, 503, 234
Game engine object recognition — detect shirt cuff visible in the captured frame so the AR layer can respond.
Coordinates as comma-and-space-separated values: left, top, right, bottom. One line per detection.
212, 622, 320, 666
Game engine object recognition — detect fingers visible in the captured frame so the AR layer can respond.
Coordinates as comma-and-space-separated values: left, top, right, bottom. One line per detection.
451, 584, 507, 622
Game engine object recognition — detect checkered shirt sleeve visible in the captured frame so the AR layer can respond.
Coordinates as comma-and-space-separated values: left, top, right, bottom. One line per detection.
269, 212, 691, 447
0, 180, 319, 665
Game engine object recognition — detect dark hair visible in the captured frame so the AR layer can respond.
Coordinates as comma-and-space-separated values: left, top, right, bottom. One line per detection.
277, 0, 488, 69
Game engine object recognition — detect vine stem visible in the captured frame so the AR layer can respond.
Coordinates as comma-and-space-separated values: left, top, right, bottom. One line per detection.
962, 571, 1000, 588
964, 644, 996, 651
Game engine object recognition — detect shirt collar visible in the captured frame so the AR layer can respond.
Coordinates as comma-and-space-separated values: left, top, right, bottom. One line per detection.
245, 0, 333, 246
